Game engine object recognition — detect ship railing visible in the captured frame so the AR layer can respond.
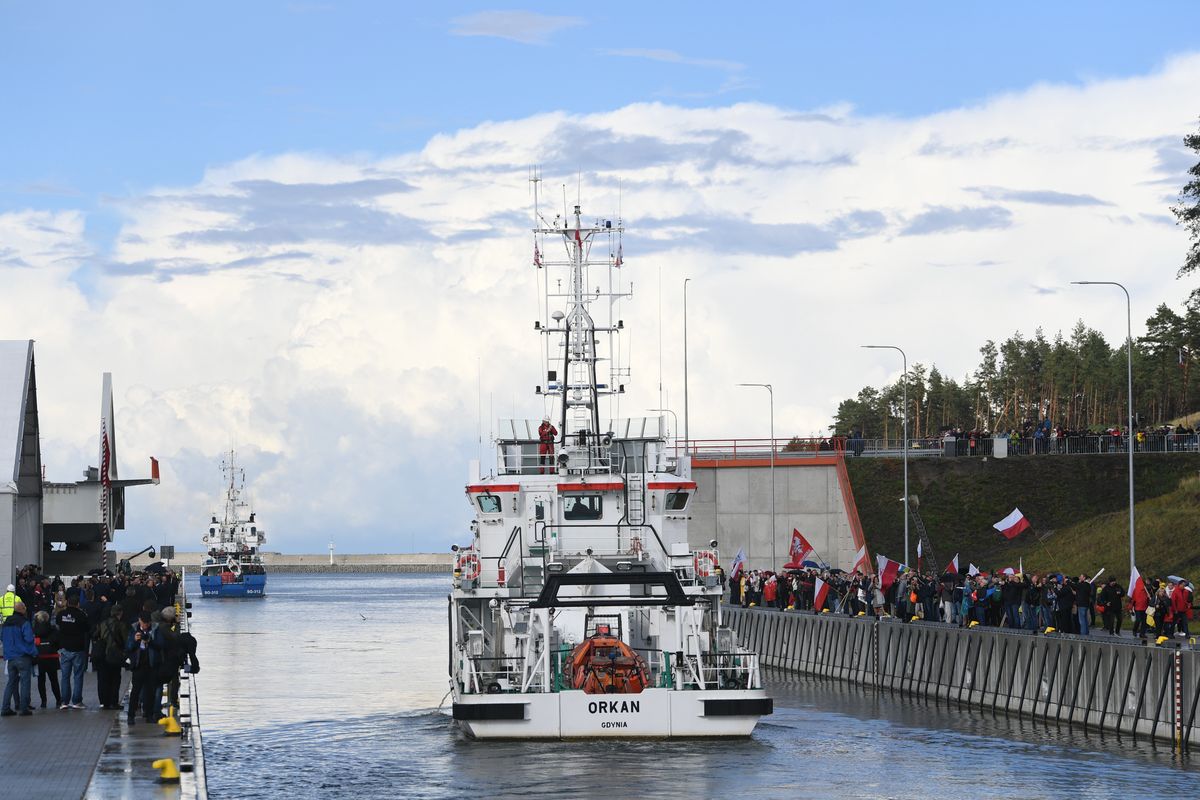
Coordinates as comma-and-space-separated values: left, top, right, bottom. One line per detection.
679, 437, 845, 462
551, 647, 679, 692
535, 522, 669, 563
683, 651, 762, 691
463, 656, 529, 694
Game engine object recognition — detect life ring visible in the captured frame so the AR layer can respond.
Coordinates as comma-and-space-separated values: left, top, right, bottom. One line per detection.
694, 550, 717, 578
458, 551, 481, 581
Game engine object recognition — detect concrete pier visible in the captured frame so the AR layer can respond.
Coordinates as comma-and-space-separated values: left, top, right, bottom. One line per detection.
727, 606, 1200, 748
121, 552, 454, 573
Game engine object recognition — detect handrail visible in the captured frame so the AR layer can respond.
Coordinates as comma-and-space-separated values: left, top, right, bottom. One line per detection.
534, 520, 669, 563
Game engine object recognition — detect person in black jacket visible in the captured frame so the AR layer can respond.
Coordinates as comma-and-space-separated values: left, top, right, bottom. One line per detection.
126, 612, 163, 724
1056, 579, 1076, 633
1074, 575, 1093, 636
1098, 578, 1125, 635
55, 593, 91, 709
31, 610, 61, 709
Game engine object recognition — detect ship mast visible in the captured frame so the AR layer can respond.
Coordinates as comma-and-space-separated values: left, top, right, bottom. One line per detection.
531, 177, 630, 449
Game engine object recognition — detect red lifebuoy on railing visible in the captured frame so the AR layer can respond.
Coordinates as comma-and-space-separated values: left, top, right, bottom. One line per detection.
693, 550, 717, 578
457, 551, 481, 581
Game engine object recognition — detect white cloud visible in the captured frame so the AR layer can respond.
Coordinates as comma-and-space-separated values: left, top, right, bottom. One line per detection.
448, 10, 584, 45
3, 53, 1199, 553
601, 48, 744, 73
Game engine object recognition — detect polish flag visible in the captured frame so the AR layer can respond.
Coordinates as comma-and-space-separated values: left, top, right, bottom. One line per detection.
789, 529, 816, 564
876, 554, 901, 591
852, 543, 870, 574
1129, 565, 1149, 608
814, 576, 830, 611
968, 563, 980, 577
729, 547, 747, 580
945, 553, 959, 575
993, 508, 1031, 539
917, 539, 924, 572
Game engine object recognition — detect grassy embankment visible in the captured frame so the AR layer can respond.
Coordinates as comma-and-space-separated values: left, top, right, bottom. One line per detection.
845, 454, 1200, 581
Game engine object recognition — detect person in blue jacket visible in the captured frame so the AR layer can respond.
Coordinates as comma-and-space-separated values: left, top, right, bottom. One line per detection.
2, 601, 39, 716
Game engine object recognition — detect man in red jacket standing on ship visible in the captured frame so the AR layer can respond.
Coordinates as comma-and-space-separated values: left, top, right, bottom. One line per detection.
538, 417, 557, 474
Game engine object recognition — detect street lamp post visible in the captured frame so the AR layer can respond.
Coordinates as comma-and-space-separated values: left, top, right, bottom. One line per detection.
737, 383, 775, 569
862, 345, 909, 566
1072, 280, 1136, 577
683, 278, 691, 454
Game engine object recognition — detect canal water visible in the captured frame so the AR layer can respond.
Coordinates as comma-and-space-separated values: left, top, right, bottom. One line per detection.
191, 573, 1198, 799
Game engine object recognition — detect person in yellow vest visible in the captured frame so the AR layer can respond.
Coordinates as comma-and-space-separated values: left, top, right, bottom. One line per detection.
0, 584, 18, 622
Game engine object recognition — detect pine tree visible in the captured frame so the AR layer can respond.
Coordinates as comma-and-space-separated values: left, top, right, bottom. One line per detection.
1173, 117, 1200, 278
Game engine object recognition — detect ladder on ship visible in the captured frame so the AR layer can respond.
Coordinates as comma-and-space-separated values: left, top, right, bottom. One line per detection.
625, 472, 645, 526
906, 497, 937, 572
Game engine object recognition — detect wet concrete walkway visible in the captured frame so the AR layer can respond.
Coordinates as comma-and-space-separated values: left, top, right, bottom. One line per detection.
0, 670, 118, 799
0, 668, 204, 799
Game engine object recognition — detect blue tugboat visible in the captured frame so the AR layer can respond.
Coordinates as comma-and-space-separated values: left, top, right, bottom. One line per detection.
199, 452, 267, 598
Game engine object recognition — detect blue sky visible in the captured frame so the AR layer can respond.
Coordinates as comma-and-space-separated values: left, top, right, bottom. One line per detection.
3, 1, 1197, 213
1, 3, 1198, 553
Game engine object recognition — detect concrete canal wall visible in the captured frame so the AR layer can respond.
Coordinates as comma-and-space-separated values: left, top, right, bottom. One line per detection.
120, 552, 454, 573
726, 606, 1200, 748
688, 457, 867, 573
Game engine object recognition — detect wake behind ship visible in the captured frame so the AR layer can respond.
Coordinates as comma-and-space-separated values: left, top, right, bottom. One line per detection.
447, 183, 772, 738
199, 452, 267, 598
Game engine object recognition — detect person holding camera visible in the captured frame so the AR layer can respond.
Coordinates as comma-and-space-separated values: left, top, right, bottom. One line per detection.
124, 612, 163, 724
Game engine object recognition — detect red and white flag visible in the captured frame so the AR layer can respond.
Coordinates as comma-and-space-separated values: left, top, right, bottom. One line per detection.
852, 543, 870, 574
1129, 565, 1149, 607
814, 576, 830, 610
533, 241, 542, 267
945, 553, 959, 575
993, 508, 1031, 539
968, 562, 980, 577
916, 539, 924, 572
876, 554, 901, 591
789, 529, 817, 564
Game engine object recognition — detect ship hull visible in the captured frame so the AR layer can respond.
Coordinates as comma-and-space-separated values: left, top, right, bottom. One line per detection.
199, 573, 267, 598
451, 687, 771, 739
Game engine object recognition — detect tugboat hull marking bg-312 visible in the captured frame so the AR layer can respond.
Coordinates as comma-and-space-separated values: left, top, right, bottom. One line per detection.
447, 179, 772, 738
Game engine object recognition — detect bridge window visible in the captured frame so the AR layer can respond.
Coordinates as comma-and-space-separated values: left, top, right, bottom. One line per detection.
564, 494, 603, 520
665, 491, 690, 511
477, 495, 503, 514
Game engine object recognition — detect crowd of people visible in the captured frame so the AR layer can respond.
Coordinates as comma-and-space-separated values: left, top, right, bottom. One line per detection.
730, 565, 1195, 641
843, 420, 1200, 457
0, 564, 197, 723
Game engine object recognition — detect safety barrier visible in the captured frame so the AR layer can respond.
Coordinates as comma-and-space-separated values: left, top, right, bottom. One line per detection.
726, 606, 1200, 749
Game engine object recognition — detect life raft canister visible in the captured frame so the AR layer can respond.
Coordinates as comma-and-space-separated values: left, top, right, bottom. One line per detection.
693, 550, 717, 578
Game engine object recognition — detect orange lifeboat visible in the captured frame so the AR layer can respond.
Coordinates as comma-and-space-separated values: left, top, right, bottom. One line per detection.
568, 626, 649, 694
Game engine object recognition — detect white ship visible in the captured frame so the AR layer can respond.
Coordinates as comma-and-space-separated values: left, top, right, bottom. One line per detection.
448, 183, 771, 738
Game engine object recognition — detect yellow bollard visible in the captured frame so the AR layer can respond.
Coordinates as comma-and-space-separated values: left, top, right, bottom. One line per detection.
160, 705, 182, 736
152, 758, 181, 783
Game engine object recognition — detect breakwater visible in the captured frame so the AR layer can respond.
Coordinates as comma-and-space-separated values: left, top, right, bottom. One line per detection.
726, 606, 1200, 748
121, 552, 453, 573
